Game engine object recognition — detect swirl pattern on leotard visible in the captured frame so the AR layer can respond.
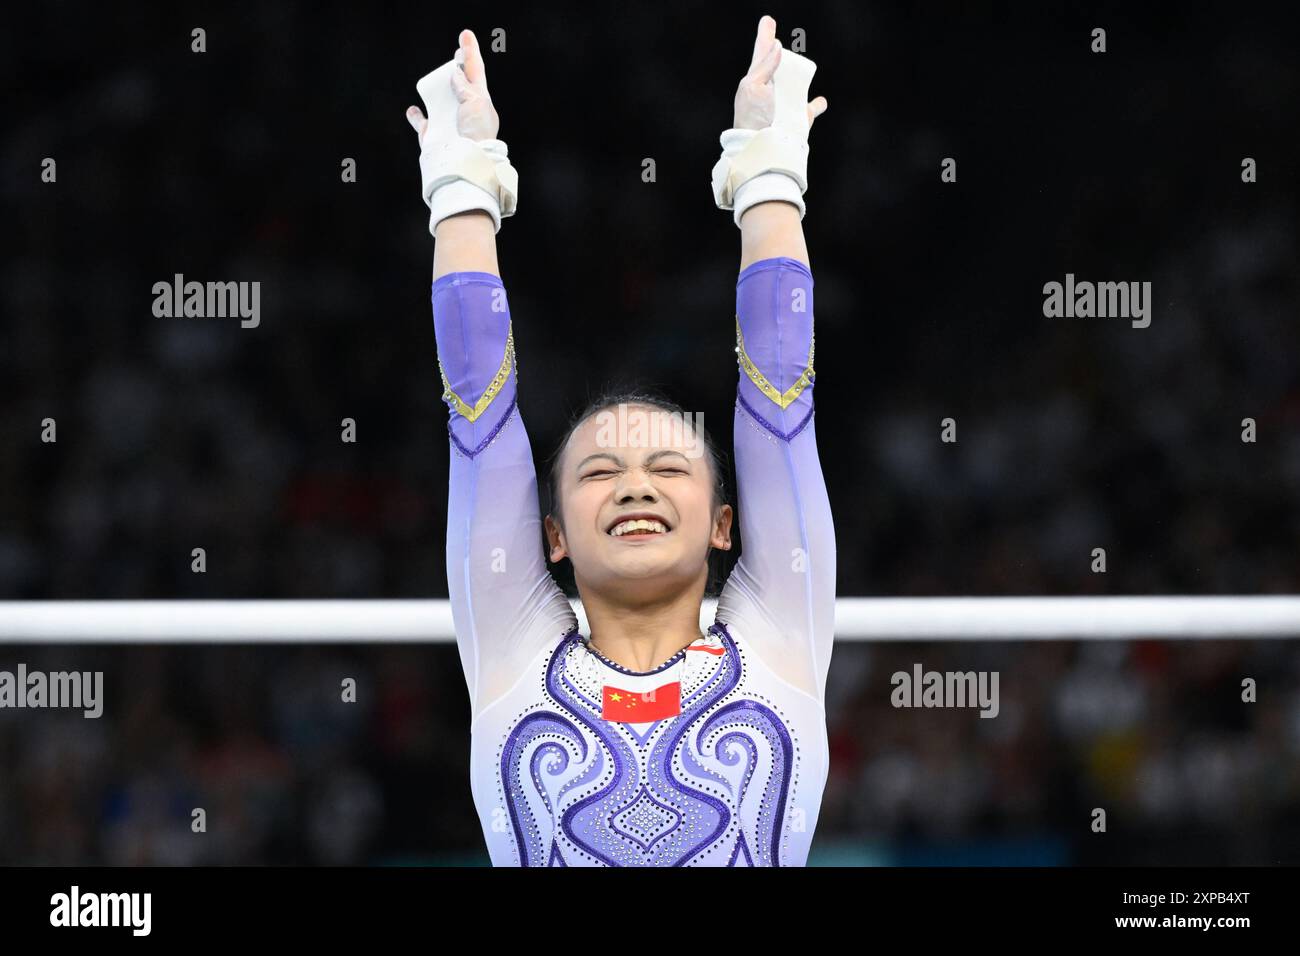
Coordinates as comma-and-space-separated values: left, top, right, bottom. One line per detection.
498, 623, 795, 866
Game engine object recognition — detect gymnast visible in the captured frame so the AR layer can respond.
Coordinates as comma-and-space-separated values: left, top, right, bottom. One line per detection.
406, 14, 835, 865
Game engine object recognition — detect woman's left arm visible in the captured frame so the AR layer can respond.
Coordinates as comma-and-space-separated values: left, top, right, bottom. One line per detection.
716, 16, 836, 700
739, 200, 808, 270
719, 250, 836, 701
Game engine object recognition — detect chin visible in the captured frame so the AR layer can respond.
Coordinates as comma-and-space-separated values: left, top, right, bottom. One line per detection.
608, 553, 678, 579
590, 548, 691, 585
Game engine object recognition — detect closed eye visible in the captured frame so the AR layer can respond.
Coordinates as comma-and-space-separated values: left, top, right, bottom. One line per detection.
582, 469, 617, 479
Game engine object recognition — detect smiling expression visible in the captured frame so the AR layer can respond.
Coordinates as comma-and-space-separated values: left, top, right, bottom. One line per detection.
544, 405, 733, 597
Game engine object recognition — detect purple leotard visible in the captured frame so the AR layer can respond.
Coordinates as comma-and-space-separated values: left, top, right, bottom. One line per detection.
433, 255, 835, 865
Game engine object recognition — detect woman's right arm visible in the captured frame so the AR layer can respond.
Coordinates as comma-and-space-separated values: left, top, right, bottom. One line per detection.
432, 210, 499, 280
432, 258, 576, 723
417, 31, 576, 723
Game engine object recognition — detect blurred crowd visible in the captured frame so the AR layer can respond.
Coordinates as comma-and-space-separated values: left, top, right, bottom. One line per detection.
2, 636, 1298, 865
1, 3, 1296, 863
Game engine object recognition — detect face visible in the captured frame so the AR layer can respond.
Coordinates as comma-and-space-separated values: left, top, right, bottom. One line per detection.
544, 405, 732, 601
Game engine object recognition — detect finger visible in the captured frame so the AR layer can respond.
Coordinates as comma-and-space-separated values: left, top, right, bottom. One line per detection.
753, 37, 781, 84
406, 105, 428, 139
808, 96, 828, 125
459, 29, 488, 89
748, 14, 776, 71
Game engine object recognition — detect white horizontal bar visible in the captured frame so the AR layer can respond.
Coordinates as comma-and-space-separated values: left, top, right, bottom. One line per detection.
0, 597, 1297, 643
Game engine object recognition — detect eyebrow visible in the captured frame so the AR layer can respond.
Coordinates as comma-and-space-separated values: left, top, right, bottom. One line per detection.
574, 450, 691, 472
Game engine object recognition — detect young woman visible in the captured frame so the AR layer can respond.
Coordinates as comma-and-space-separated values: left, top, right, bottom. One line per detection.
407, 16, 835, 866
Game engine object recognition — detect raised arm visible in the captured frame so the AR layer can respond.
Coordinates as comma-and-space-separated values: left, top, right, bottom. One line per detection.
432, 267, 575, 721
411, 31, 576, 722
713, 17, 836, 700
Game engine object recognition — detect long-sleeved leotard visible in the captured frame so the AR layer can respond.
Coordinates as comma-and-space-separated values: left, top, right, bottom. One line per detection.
433, 255, 835, 866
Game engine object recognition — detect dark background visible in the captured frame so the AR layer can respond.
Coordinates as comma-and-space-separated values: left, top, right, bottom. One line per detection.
1, 1, 1297, 863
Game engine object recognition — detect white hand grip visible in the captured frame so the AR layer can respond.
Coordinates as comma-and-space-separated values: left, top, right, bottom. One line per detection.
772, 48, 816, 135
413, 54, 519, 233
416, 58, 463, 140
710, 48, 817, 222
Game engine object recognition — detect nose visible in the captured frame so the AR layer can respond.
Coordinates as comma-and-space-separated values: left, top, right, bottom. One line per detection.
614, 467, 659, 504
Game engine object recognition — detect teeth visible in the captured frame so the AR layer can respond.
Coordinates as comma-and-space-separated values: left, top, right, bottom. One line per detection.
609, 518, 669, 536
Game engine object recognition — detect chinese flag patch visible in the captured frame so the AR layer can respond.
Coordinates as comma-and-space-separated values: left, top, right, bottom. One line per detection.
601, 681, 681, 721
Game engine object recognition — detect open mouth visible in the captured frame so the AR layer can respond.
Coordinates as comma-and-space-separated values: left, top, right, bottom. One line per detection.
606, 516, 671, 537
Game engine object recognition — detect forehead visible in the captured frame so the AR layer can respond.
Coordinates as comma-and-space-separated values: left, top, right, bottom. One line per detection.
563, 404, 704, 464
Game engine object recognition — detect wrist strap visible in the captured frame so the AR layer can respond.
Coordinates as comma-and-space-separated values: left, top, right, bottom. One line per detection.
419, 136, 518, 234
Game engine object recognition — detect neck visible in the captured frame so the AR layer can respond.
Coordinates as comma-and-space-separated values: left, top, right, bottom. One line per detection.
579, 578, 707, 673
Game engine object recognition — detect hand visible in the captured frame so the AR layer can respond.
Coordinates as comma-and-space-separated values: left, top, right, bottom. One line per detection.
732, 15, 828, 132
406, 28, 501, 144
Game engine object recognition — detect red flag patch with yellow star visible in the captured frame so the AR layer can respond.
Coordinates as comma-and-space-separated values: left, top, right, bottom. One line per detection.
601, 681, 681, 721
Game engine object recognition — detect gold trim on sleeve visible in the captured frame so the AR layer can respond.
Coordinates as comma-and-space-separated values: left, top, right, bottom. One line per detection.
439, 322, 517, 423
734, 315, 815, 410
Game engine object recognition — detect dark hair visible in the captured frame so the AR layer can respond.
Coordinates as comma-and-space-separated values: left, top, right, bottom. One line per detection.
543, 386, 734, 597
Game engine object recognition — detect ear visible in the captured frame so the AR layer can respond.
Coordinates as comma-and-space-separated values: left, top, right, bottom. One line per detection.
544, 514, 569, 562
710, 504, 734, 550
